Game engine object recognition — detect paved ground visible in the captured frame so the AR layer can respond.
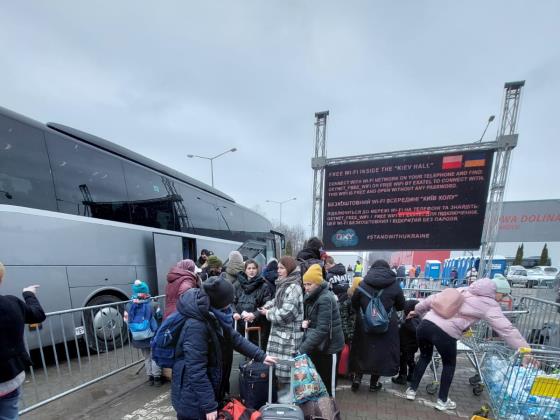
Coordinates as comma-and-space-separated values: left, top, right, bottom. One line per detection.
27, 352, 491, 420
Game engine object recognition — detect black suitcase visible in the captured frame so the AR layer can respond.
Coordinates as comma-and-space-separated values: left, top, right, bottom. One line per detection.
239, 359, 276, 409
260, 362, 304, 420
236, 322, 276, 408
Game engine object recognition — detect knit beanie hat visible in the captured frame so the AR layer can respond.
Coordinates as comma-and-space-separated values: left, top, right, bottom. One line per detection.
279, 256, 297, 275
303, 264, 324, 285
207, 255, 223, 270
176, 259, 196, 272
203, 276, 235, 309
228, 251, 244, 265
492, 275, 511, 295
132, 279, 150, 295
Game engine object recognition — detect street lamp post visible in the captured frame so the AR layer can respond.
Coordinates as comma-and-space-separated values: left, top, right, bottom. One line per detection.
265, 197, 297, 226
187, 148, 237, 187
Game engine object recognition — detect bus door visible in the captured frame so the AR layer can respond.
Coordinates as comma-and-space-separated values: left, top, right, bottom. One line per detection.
153, 233, 184, 304
236, 240, 267, 269
270, 230, 286, 259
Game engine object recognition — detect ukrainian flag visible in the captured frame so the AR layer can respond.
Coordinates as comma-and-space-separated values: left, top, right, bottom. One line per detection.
464, 153, 486, 168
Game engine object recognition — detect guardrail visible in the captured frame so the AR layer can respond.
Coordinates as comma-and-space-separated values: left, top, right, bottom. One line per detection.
19, 295, 164, 415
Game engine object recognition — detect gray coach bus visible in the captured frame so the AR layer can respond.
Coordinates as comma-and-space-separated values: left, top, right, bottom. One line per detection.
0, 106, 283, 350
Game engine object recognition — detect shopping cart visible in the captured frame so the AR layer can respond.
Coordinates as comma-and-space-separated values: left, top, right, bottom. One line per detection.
478, 344, 560, 419
425, 311, 529, 397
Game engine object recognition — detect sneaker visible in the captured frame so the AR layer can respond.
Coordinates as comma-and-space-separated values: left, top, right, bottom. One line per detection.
154, 376, 163, 387
405, 388, 416, 401
391, 375, 407, 385
369, 382, 382, 392
435, 398, 456, 411
148, 375, 154, 386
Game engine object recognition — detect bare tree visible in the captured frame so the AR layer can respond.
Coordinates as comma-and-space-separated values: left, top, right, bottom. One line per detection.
272, 222, 307, 256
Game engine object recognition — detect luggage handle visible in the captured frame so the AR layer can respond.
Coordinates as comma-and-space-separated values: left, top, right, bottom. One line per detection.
245, 324, 262, 349
331, 352, 337, 398
234, 320, 263, 349
267, 359, 295, 404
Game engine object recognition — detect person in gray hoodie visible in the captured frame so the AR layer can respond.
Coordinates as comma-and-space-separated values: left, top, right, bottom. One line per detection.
222, 251, 245, 285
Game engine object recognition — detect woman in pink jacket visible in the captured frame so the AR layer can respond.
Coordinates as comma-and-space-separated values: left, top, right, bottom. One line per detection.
405, 277, 528, 411
164, 259, 200, 319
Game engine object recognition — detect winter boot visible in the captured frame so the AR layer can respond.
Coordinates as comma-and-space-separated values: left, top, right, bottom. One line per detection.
391, 374, 407, 385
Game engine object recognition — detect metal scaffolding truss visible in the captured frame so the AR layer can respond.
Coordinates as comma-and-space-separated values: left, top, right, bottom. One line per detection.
478, 81, 525, 277
311, 111, 329, 238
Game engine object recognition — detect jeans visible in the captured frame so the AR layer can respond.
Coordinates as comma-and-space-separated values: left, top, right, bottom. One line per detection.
141, 348, 162, 377
409, 320, 457, 401
0, 388, 20, 420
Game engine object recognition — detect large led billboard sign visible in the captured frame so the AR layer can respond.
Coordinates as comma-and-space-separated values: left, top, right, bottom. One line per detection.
323, 150, 495, 251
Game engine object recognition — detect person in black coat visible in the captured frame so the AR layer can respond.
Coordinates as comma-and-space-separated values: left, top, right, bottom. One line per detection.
300, 264, 344, 396
171, 277, 276, 420
325, 257, 350, 302
0, 263, 46, 418
262, 259, 278, 295
392, 299, 420, 385
349, 259, 405, 392
295, 237, 324, 262
232, 259, 273, 348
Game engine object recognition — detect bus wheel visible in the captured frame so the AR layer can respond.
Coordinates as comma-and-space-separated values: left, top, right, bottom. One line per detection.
84, 295, 128, 352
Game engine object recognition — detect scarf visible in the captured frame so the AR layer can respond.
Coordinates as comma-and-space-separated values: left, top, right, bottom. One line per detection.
275, 269, 301, 309
210, 305, 234, 330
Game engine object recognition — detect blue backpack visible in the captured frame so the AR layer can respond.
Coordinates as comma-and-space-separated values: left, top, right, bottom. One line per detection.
357, 285, 393, 334
151, 311, 187, 368
128, 301, 157, 340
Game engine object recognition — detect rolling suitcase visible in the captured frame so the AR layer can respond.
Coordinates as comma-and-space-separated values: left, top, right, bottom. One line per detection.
260, 361, 304, 420
299, 353, 341, 420
230, 321, 260, 397
237, 322, 277, 408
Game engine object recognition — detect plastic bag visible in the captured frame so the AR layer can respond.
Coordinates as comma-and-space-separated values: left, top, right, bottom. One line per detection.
292, 354, 328, 403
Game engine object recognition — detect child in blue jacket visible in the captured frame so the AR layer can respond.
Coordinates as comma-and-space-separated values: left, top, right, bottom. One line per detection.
125, 280, 162, 386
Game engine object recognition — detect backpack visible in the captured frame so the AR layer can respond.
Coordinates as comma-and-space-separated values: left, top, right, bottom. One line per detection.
431, 288, 465, 319
150, 311, 188, 368
357, 285, 393, 334
128, 301, 156, 340
218, 399, 262, 420
299, 258, 324, 277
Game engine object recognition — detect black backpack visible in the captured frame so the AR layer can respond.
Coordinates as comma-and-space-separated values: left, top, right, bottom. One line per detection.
298, 258, 325, 277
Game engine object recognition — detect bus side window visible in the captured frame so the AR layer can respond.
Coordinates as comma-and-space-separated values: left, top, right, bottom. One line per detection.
45, 132, 130, 222
0, 115, 57, 211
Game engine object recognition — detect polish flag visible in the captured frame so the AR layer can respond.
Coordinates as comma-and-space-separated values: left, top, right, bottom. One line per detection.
442, 155, 462, 170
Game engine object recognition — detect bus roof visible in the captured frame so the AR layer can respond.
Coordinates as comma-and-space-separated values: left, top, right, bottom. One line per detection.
47, 123, 235, 202
0, 105, 234, 202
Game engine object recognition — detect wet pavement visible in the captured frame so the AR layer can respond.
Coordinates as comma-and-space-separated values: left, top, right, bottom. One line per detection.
28, 352, 491, 420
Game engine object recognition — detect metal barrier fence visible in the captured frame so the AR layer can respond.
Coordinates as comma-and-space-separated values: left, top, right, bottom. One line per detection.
19, 295, 164, 415
514, 296, 560, 347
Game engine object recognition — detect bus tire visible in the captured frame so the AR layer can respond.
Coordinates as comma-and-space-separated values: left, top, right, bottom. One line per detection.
84, 295, 128, 352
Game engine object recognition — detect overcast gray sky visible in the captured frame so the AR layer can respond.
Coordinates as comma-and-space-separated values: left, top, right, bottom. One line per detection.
1, 1, 559, 232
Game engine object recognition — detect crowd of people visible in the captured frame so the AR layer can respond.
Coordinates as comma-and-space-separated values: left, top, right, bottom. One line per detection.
0, 237, 533, 419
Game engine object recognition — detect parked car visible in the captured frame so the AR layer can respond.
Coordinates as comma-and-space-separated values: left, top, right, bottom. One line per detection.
507, 267, 530, 288
526, 266, 559, 288
505, 265, 525, 276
